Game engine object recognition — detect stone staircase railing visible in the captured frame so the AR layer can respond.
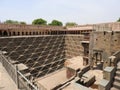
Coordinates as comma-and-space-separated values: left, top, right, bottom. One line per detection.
98, 50, 120, 90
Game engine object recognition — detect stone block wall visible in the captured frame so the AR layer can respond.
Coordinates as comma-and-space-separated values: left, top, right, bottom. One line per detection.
93, 31, 111, 57
89, 31, 120, 68
91, 31, 120, 57
65, 35, 84, 59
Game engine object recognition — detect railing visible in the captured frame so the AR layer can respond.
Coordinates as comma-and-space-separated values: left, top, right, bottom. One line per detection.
104, 50, 120, 90
0, 53, 17, 84
0, 52, 39, 90
112, 50, 120, 66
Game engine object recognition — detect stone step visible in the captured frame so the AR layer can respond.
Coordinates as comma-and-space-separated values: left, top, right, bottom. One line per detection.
116, 71, 120, 76
111, 87, 119, 90
117, 62, 120, 66
74, 76, 80, 81
113, 81, 120, 89
117, 67, 120, 71
115, 76, 120, 82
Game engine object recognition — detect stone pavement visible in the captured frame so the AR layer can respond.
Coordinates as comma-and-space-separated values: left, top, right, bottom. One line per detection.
0, 62, 18, 90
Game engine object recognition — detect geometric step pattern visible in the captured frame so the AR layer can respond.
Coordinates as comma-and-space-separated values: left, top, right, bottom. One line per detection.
0, 35, 65, 79
0, 35, 84, 80
111, 61, 120, 90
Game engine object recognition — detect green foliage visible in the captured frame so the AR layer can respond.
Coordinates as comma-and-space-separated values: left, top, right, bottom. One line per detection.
32, 18, 47, 25
4, 20, 19, 24
49, 20, 63, 26
65, 22, 77, 26
117, 18, 120, 22
4, 20, 26, 24
20, 22, 26, 25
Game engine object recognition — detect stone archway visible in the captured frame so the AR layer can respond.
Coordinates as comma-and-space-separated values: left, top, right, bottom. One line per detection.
9, 32, 11, 36
92, 50, 103, 69
13, 32, 16, 36
0, 31, 2, 36
3, 31, 8, 36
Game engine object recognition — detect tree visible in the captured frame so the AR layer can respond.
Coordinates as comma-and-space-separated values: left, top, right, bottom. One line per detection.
65, 22, 78, 26
32, 18, 47, 25
20, 22, 26, 25
117, 18, 120, 22
4, 20, 19, 24
49, 20, 63, 26
4, 20, 27, 25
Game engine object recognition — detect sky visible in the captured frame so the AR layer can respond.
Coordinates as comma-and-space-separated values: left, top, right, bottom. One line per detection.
0, 0, 120, 25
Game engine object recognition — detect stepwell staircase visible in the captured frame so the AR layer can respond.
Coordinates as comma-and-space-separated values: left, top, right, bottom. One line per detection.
111, 61, 120, 90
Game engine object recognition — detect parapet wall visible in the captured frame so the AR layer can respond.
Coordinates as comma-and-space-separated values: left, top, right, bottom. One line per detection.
0, 23, 93, 36
0, 23, 64, 30
93, 22, 120, 31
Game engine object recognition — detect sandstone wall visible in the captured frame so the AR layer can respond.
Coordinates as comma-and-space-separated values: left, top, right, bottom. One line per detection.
92, 31, 120, 56
65, 35, 84, 59
89, 31, 120, 68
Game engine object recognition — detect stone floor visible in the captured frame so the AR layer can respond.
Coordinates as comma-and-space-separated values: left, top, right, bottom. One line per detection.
63, 82, 91, 90
0, 62, 18, 90
35, 56, 103, 90
62, 69, 103, 90
65, 56, 85, 70
36, 68, 68, 90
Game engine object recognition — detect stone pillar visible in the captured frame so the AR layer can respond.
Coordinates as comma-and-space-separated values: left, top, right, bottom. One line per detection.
100, 52, 102, 62
98, 79, 110, 90
89, 32, 94, 69
109, 56, 116, 67
83, 57, 89, 66
103, 67, 115, 81
99, 67, 115, 90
